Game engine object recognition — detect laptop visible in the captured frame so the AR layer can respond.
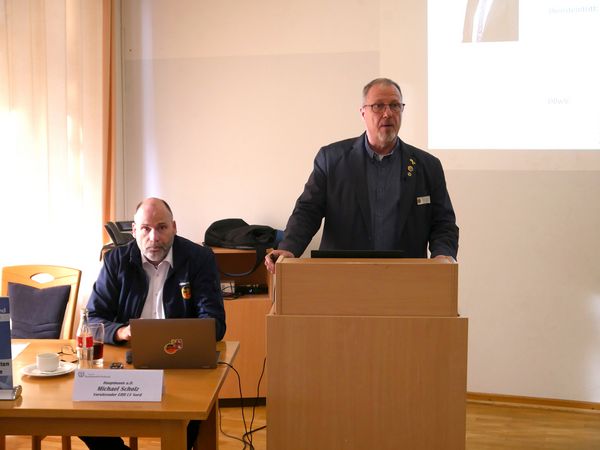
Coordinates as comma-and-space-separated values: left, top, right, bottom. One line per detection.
129, 318, 219, 369
311, 249, 405, 259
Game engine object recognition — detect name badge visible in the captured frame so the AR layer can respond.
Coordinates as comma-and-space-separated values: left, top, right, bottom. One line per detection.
73, 369, 163, 402
416, 196, 431, 205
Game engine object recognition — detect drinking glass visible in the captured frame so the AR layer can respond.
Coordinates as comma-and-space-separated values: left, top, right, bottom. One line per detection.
89, 322, 105, 366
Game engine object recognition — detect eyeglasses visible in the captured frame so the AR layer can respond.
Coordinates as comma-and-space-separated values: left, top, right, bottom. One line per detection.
362, 103, 405, 113
58, 345, 79, 364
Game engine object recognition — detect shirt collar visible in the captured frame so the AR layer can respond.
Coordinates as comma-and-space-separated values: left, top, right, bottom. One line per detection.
364, 135, 399, 161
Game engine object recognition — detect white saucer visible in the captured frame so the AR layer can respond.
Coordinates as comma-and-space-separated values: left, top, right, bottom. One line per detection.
20, 361, 77, 377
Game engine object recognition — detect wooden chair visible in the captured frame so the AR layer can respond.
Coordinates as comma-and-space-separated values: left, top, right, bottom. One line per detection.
1, 265, 81, 340
1, 264, 81, 450
1, 265, 139, 450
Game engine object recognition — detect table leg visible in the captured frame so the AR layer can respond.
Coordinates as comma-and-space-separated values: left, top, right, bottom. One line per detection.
161, 420, 188, 450
197, 404, 218, 450
32, 436, 42, 450
62, 435, 72, 450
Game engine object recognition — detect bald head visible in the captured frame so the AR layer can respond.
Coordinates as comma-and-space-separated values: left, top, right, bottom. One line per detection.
135, 198, 173, 220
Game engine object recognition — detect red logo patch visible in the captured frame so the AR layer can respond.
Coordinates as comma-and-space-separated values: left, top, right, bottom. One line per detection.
163, 338, 183, 355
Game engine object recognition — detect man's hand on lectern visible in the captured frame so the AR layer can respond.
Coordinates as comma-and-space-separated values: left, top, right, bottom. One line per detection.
433, 255, 457, 263
265, 249, 294, 274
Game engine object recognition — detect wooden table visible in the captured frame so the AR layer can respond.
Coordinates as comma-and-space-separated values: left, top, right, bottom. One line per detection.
0, 339, 238, 450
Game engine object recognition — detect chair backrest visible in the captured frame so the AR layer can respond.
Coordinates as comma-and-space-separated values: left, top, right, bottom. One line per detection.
101, 221, 135, 260
1, 265, 81, 339
105, 221, 134, 246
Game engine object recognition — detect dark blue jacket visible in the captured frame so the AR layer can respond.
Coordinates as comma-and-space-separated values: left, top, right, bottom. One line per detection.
279, 134, 459, 258
87, 235, 226, 344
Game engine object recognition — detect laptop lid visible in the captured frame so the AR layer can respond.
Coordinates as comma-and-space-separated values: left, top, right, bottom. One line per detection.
129, 318, 218, 369
311, 249, 405, 259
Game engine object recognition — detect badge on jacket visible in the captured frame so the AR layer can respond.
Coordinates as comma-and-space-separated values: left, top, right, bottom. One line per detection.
416, 196, 431, 205
407, 158, 417, 177
179, 282, 191, 300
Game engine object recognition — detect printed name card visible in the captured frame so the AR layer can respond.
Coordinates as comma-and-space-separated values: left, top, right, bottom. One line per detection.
73, 369, 164, 402
0, 297, 14, 396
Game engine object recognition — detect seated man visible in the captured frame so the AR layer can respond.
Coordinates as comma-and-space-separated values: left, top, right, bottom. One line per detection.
81, 197, 226, 450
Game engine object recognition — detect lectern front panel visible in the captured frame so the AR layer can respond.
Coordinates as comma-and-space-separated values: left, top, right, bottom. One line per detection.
267, 314, 468, 450
275, 258, 458, 316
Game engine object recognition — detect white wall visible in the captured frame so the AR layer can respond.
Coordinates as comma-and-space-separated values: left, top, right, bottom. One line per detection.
119, 0, 600, 402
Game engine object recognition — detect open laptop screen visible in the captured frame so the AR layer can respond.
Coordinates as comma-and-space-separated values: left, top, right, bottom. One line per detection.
310, 250, 405, 259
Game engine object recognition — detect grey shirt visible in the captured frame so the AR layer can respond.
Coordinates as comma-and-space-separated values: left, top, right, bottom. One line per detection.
364, 136, 402, 250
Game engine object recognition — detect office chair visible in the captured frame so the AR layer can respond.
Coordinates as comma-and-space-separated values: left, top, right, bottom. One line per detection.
105, 221, 134, 246
100, 221, 135, 260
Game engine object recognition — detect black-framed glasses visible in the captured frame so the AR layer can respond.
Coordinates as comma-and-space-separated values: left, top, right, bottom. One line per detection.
58, 345, 79, 364
362, 102, 405, 113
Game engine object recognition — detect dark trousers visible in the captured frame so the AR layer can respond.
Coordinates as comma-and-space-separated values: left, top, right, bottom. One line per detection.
80, 420, 200, 450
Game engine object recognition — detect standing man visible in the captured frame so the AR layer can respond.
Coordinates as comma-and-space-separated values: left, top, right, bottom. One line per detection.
82, 197, 226, 450
265, 78, 458, 273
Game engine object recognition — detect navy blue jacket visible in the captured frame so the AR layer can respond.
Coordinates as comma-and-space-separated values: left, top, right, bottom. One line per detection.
279, 134, 459, 258
87, 235, 226, 344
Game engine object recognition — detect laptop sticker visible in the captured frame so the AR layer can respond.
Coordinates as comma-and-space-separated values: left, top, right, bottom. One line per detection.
163, 338, 183, 355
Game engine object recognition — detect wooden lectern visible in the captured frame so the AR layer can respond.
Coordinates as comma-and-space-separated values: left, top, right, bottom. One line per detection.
267, 258, 467, 450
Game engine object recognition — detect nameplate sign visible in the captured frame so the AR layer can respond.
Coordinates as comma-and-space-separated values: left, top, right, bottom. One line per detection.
0, 297, 14, 396
73, 369, 163, 402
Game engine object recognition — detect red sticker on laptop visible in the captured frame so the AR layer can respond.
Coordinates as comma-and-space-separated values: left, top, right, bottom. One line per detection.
163, 338, 183, 354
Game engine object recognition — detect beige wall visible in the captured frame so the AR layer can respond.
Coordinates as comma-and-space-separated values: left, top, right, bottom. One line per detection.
119, 0, 600, 402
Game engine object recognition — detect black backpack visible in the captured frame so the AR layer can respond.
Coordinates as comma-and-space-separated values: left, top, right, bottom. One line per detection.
204, 218, 278, 276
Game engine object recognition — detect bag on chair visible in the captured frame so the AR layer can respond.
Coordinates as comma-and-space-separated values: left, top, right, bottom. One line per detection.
204, 218, 278, 276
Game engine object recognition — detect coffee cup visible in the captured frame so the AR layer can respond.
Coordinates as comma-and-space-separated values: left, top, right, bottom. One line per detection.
36, 352, 60, 372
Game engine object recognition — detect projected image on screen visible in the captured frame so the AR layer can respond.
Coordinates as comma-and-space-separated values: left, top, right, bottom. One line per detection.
428, 0, 600, 150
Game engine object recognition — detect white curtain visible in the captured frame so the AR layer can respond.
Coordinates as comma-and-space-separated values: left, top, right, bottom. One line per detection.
0, 0, 111, 308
